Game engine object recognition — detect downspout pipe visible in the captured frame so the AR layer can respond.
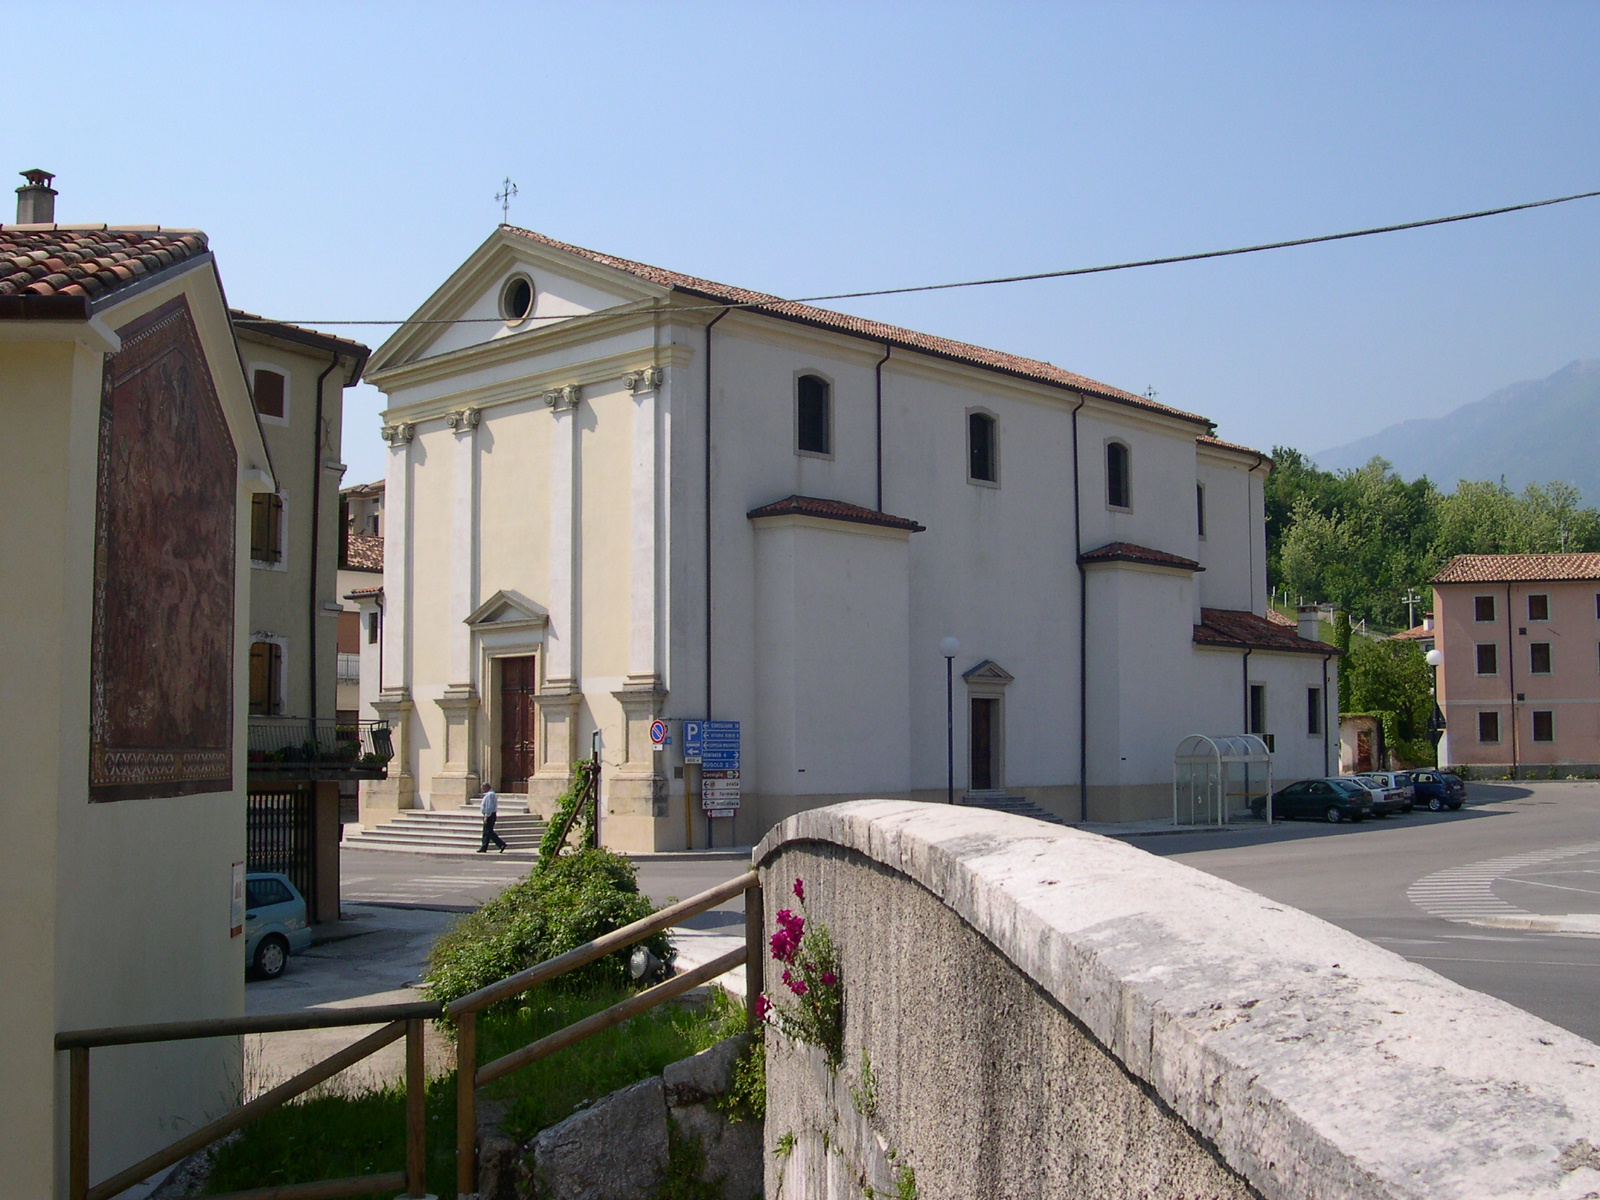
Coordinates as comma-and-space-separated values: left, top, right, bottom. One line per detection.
1242, 648, 1253, 734
1322, 652, 1333, 775
1506, 581, 1519, 777
704, 309, 731, 720
308, 349, 341, 727
1070, 395, 1088, 822
874, 344, 891, 511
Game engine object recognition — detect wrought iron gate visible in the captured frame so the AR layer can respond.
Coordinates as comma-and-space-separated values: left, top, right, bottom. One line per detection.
247, 785, 316, 914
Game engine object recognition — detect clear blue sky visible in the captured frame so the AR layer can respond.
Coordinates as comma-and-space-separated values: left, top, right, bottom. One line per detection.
13, 2, 1600, 487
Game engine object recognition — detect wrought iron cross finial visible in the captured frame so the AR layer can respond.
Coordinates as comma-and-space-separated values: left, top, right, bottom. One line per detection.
495, 177, 518, 224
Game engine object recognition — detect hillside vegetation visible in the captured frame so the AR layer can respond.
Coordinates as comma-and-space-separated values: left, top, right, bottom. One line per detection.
1265, 449, 1600, 630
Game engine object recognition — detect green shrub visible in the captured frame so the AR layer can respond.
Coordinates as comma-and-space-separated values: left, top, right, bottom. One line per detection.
425, 849, 671, 1011
539, 760, 599, 864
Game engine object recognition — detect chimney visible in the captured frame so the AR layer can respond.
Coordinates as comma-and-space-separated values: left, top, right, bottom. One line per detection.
15, 169, 57, 224
1422, 612, 1434, 632
1297, 604, 1323, 642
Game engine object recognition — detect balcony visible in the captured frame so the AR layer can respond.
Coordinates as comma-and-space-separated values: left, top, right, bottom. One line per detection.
247, 717, 392, 781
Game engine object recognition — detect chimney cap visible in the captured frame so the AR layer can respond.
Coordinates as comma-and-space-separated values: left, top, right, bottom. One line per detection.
18, 168, 55, 189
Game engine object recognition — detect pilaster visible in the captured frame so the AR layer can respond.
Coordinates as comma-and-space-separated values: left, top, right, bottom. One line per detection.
361, 687, 416, 825
623, 367, 664, 682
378, 421, 412, 695
544, 385, 579, 689
445, 406, 480, 688
430, 685, 480, 810
608, 682, 669, 849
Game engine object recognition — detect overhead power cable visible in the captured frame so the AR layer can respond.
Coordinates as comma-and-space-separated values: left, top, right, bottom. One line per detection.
234, 187, 1600, 328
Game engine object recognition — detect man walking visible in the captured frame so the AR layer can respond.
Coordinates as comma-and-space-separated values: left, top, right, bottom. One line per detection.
477, 783, 507, 853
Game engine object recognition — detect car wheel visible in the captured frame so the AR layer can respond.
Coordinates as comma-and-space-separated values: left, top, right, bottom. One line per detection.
1448, 803, 1462, 811
1428, 796, 1444, 812
1403, 804, 1414, 814
254, 935, 289, 980
1326, 806, 1344, 824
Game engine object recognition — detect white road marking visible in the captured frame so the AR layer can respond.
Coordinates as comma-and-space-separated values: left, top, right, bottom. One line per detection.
1407, 843, 1600, 923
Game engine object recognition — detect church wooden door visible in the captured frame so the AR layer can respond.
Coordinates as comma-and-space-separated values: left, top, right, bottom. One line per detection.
499, 655, 538, 792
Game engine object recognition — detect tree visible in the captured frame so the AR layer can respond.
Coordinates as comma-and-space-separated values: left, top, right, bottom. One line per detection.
1343, 638, 1436, 767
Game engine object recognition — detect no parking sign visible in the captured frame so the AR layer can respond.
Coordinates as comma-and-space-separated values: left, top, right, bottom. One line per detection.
650, 719, 668, 752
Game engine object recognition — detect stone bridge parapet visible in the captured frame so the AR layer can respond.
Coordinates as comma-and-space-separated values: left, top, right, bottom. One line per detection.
754, 800, 1600, 1199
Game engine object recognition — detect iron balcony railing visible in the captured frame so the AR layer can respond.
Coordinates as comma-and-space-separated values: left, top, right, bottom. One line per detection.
246, 718, 392, 780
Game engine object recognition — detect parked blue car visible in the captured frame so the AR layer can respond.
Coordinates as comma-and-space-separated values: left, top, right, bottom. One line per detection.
245, 873, 313, 979
1409, 770, 1466, 812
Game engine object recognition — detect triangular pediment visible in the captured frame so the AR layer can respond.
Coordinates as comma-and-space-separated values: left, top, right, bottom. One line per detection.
962, 659, 1014, 684
465, 588, 548, 629
366, 228, 669, 375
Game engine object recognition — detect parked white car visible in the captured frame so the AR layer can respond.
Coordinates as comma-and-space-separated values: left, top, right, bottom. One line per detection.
1351, 773, 1411, 816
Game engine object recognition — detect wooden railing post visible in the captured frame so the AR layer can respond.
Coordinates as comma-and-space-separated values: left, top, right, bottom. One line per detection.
456, 1010, 476, 1199
745, 878, 764, 1030
405, 1018, 425, 1198
69, 1045, 89, 1200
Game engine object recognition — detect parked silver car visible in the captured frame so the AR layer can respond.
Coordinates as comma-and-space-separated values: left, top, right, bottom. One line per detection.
1357, 771, 1414, 815
245, 872, 313, 979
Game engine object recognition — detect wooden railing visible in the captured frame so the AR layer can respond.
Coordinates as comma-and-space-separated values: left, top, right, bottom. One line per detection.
53, 870, 764, 1200
447, 870, 764, 1198
55, 1001, 439, 1200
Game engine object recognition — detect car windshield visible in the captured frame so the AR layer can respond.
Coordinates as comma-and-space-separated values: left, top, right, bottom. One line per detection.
1331, 779, 1367, 795
1440, 773, 1462, 784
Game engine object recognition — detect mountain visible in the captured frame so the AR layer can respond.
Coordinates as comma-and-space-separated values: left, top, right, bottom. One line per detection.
1314, 360, 1600, 505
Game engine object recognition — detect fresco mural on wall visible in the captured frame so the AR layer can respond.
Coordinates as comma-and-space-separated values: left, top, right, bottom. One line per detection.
90, 295, 237, 802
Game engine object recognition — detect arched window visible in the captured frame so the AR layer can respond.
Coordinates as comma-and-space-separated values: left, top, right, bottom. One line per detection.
1107, 441, 1131, 508
968, 411, 998, 483
796, 374, 831, 455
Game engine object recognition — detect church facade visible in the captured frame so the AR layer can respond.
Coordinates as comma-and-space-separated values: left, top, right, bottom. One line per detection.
359, 227, 1336, 850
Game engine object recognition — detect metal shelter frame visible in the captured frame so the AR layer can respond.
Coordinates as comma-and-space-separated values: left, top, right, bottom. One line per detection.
1173, 734, 1273, 826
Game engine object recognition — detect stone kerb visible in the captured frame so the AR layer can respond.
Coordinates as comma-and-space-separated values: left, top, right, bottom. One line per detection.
754, 800, 1600, 1200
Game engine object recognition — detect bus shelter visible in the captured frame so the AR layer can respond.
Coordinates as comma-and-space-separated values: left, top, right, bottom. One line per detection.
1173, 735, 1273, 826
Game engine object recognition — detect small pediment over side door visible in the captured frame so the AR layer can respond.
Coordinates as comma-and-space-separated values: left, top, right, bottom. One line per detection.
465, 589, 549, 632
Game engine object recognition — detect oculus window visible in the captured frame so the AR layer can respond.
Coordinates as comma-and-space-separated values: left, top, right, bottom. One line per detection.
1106, 441, 1131, 509
796, 374, 831, 455
968, 411, 998, 483
499, 274, 535, 324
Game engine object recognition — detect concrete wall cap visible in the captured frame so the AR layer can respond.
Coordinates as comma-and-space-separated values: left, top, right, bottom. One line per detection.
755, 800, 1600, 1200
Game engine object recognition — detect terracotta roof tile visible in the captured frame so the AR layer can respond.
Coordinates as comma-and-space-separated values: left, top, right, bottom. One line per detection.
504, 225, 1210, 427
746, 494, 925, 533
1194, 608, 1338, 656
344, 585, 383, 599
1197, 434, 1272, 465
0, 226, 207, 309
1079, 541, 1202, 571
342, 533, 384, 572
1431, 553, 1600, 585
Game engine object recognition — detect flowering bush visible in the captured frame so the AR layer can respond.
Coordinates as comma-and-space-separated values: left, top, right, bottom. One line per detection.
757, 877, 843, 1069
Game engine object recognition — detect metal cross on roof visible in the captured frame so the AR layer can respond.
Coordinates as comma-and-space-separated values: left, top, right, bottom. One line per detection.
495, 177, 518, 224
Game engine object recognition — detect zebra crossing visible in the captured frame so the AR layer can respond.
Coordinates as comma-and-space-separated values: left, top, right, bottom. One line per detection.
342, 865, 529, 906
1406, 841, 1600, 922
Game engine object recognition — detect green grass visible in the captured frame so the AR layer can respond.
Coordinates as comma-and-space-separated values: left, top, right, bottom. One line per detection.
203, 988, 744, 1198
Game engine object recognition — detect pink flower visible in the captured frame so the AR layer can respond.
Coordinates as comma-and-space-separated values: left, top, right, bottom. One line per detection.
770, 909, 806, 964
782, 968, 808, 997
755, 993, 771, 1020
821, 971, 837, 987
793, 878, 805, 903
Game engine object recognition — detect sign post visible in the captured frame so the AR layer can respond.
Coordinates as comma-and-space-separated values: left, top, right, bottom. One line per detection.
696, 721, 740, 847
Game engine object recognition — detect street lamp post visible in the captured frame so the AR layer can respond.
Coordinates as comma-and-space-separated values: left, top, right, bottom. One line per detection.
1425, 647, 1446, 762
940, 637, 960, 804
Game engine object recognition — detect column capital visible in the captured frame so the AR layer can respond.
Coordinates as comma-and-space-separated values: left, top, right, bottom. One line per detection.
380, 421, 414, 444
621, 367, 664, 394
543, 384, 581, 412
445, 407, 481, 433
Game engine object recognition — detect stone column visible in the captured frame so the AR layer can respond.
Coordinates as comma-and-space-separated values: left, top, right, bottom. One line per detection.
431, 407, 482, 809
532, 385, 582, 809
361, 422, 417, 824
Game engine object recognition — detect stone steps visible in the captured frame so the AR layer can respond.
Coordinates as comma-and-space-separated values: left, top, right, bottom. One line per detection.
957, 794, 1072, 827
343, 800, 548, 852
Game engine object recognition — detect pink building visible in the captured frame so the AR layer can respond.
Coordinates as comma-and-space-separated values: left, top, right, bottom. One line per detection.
1433, 553, 1600, 774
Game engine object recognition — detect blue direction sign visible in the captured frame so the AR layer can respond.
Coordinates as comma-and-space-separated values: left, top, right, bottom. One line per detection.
683, 721, 703, 764
701, 721, 740, 771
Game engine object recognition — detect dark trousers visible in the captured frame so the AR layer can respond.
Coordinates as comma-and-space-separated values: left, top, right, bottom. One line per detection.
479, 813, 507, 851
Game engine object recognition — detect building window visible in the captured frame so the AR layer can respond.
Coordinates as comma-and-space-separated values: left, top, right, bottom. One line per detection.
1474, 595, 1496, 622
499, 273, 535, 324
1197, 483, 1206, 538
249, 641, 283, 715
1476, 643, 1498, 675
1478, 711, 1500, 743
1307, 687, 1322, 736
1106, 441, 1131, 509
1533, 710, 1555, 743
968, 411, 998, 483
253, 368, 286, 420
251, 493, 284, 563
1530, 642, 1552, 674
1249, 683, 1266, 737
1528, 594, 1550, 622
367, 610, 380, 644
796, 374, 831, 456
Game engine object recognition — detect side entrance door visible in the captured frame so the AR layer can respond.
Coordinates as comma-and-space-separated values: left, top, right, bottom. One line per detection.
499, 655, 538, 793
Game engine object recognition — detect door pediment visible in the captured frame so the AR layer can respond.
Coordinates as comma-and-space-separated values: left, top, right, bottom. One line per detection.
466, 589, 549, 632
